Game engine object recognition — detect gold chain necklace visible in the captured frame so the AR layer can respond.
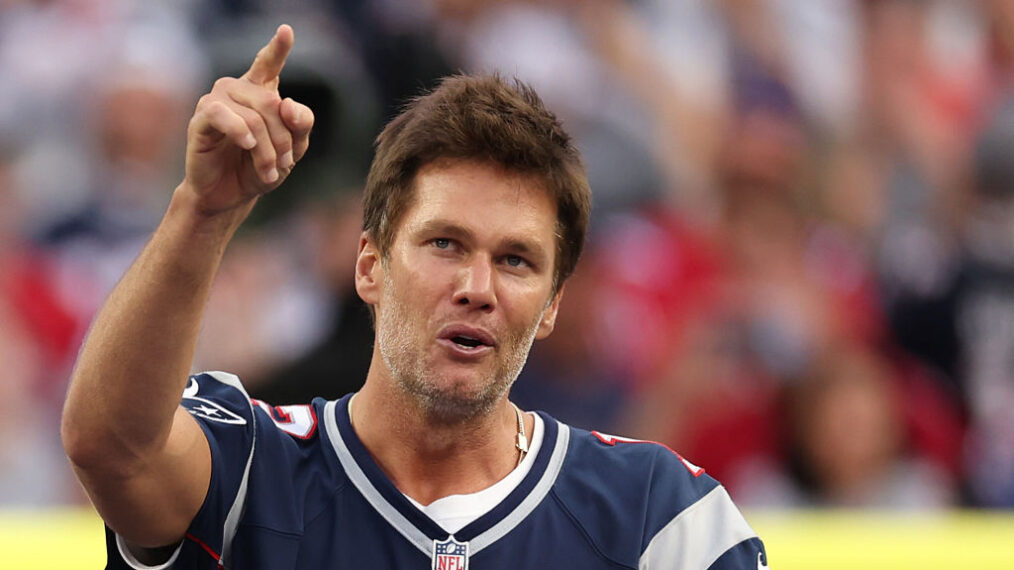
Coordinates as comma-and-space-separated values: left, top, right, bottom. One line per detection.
512, 402, 529, 467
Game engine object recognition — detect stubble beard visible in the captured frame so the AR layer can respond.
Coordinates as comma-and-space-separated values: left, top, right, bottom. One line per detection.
375, 272, 542, 424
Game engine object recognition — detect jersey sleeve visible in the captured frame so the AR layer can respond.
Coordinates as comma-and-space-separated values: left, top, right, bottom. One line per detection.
182, 371, 261, 567
627, 440, 767, 569
104, 371, 259, 570
638, 484, 768, 570
706, 537, 769, 570
552, 427, 767, 570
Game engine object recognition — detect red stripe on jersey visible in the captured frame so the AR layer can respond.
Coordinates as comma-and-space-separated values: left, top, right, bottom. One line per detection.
186, 532, 222, 564
591, 431, 705, 477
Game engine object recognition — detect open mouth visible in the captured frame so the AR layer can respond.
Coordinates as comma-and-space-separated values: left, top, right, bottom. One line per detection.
451, 336, 486, 349
439, 325, 496, 353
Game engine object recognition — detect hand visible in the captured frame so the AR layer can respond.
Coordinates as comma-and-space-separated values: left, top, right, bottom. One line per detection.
182, 24, 314, 217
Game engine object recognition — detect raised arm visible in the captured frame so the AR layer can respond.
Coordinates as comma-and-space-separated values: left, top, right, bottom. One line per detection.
61, 25, 314, 550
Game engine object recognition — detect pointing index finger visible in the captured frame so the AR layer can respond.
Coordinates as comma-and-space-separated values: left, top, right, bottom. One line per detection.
244, 24, 294, 87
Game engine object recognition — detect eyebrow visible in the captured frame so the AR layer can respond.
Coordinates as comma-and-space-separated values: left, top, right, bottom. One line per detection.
415, 220, 475, 242
501, 238, 546, 262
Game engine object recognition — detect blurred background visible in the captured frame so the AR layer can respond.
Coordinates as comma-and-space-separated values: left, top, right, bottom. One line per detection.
2, 0, 1014, 566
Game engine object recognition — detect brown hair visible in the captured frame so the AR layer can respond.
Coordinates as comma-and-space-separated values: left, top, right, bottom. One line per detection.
362, 73, 591, 292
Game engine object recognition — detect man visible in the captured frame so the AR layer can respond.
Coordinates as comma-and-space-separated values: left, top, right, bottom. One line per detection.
62, 25, 768, 569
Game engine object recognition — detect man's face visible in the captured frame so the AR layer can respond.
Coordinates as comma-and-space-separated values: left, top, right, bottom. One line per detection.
357, 159, 563, 422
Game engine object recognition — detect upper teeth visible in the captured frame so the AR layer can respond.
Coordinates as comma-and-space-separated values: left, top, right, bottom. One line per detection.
454, 336, 481, 347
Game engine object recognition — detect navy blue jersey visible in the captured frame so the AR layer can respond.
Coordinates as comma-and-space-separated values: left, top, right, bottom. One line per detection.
105, 372, 768, 569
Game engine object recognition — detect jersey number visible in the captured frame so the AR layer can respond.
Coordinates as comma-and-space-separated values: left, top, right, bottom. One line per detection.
251, 399, 318, 439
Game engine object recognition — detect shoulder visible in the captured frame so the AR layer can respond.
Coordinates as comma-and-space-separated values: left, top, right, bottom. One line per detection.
183, 371, 325, 443
551, 421, 765, 569
180, 373, 344, 564
181, 371, 337, 508
182, 371, 255, 424
583, 430, 707, 478
557, 426, 717, 511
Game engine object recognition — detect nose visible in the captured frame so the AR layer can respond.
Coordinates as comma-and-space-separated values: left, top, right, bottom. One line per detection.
452, 255, 496, 311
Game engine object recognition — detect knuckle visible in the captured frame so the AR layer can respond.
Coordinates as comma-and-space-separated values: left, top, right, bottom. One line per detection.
300, 110, 316, 133
212, 77, 236, 91
189, 101, 217, 130
204, 101, 232, 123
255, 88, 281, 110
205, 100, 227, 114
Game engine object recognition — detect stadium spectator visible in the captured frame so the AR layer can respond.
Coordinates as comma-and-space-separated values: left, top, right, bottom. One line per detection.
0, 144, 80, 505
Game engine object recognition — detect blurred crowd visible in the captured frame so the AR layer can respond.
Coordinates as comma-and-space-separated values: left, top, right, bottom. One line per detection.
2, 0, 1014, 510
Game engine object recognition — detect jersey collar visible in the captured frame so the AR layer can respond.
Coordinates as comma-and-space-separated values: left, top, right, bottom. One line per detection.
322, 394, 569, 558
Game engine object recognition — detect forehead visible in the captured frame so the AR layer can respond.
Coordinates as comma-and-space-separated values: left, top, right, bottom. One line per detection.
398, 160, 558, 245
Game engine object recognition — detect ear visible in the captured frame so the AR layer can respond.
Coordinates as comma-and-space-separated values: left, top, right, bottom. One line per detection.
535, 285, 566, 340
355, 232, 382, 306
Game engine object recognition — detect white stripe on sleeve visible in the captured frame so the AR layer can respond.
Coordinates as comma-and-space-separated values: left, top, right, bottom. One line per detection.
639, 486, 758, 570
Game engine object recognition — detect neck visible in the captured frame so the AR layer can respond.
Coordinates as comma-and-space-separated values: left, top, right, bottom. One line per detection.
351, 374, 532, 505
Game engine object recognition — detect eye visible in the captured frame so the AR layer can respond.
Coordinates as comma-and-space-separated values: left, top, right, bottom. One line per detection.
504, 255, 528, 268
432, 238, 451, 249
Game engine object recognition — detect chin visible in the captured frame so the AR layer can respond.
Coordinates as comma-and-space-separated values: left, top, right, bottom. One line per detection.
405, 373, 508, 424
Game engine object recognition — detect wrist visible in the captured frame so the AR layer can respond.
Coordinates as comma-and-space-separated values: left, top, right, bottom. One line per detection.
167, 183, 256, 238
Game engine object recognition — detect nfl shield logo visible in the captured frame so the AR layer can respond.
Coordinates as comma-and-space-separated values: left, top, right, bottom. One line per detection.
431, 536, 469, 570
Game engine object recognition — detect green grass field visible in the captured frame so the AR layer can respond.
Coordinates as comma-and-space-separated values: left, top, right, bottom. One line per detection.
3, 508, 1012, 568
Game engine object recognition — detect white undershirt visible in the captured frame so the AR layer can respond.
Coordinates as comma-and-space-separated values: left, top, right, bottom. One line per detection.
404, 412, 545, 535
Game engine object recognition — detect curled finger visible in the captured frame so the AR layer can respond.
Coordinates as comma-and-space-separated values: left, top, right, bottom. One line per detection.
230, 104, 279, 184
190, 99, 256, 151
228, 85, 294, 172
281, 98, 315, 162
